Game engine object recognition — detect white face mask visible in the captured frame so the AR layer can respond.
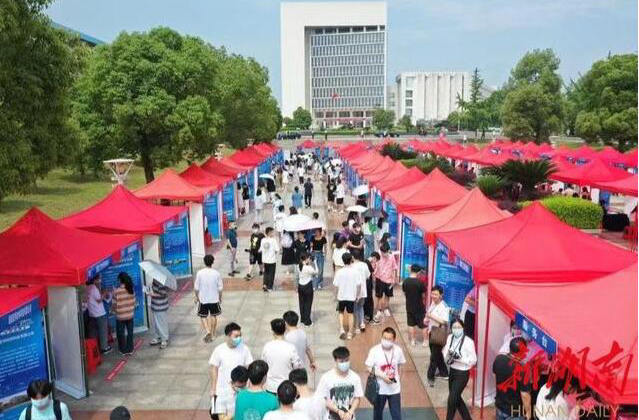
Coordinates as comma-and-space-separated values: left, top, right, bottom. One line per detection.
337, 361, 350, 373
452, 327, 464, 338
31, 396, 50, 410
381, 339, 393, 349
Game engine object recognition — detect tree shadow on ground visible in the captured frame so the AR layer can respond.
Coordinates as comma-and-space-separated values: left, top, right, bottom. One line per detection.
0, 199, 43, 214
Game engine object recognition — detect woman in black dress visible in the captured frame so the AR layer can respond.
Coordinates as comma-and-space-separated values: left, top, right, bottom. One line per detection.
281, 230, 296, 275
327, 180, 336, 212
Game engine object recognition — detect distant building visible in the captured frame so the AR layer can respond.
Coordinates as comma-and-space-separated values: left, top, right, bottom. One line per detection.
386, 85, 397, 115
395, 71, 470, 124
51, 22, 105, 47
280, 2, 387, 129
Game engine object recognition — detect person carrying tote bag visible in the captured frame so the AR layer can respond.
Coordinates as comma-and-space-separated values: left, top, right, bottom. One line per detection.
425, 285, 450, 387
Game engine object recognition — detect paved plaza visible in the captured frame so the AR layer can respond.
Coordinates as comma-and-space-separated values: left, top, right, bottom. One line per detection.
61, 149, 491, 420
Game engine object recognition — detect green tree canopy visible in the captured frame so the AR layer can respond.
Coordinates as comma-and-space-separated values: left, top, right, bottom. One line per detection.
292, 107, 312, 130
72, 27, 224, 182
501, 49, 563, 143
0, 0, 81, 200
373, 109, 395, 130
398, 115, 413, 132
571, 54, 638, 151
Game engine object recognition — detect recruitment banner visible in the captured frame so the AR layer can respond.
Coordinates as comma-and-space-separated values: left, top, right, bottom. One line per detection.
374, 192, 382, 211
161, 212, 192, 278
400, 217, 428, 279
386, 200, 398, 250
434, 240, 473, 312
100, 243, 147, 331
0, 299, 48, 420
204, 192, 221, 239
222, 183, 236, 222
247, 169, 255, 199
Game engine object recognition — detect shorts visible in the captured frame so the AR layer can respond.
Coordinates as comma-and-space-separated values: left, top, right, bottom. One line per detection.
337, 300, 355, 314
336, 198, 344, 205
198, 302, 221, 318
375, 279, 394, 298
328, 195, 335, 202
406, 310, 425, 328
249, 252, 262, 265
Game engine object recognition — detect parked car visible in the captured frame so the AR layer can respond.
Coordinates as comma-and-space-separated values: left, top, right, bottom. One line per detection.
374, 131, 400, 138
276, 131, 302, 140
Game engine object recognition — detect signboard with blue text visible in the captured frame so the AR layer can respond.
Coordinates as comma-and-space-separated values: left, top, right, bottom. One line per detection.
247, 170, 255, 199
515, 312, 557, 355
204, 192, 221, 239
0, 299, 48, 420
99, 243, 147, 331
387, 200, 398, 250
222, 183, 236, 222
161, 212, 192, 278
374, 192, 383, 211
434, 240, 473, 312
400, 217, 428, 279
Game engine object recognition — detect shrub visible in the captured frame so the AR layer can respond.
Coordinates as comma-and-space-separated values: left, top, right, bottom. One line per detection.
381, 143, 417, 160
449, 170, 476, 187
400, 156, 452, 175
475, 175, 504, 199
521, 196, 603, 229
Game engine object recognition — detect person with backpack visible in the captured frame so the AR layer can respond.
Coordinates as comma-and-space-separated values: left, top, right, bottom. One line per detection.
20, 379, 72, 420
112, 272, 136, 355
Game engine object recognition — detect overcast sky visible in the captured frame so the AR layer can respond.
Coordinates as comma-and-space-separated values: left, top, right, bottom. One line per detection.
46, 0, 638, 102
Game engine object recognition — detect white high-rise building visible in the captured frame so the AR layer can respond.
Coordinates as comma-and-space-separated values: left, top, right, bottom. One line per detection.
395, 71, 470, 123
280, 2, 387, 128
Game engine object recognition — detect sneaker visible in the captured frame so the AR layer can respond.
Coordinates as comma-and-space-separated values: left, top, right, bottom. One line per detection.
149, 338, 162, 346
423, 341, 429, 348
228, 272, 235, 277
370, 317, 381, 325
233, 270, 241, 274
259, 271, 264, 275
410, 339, 416, 347
203, 332, 212, 342
428, 378, 435, 387
346, 333, 353, 340
354, 328, 361, 334
436, 374, 449, 380
384, 309, 391, 317
262, 286, 268, 292
359, 323, 366, 330
159, 341, 168, 349
339, 331, 347, 340
245, 274, 252, 280
102, 346, 112, 354
124, 352, 133, 356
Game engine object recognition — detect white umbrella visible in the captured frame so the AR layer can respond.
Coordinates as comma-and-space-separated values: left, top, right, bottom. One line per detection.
138, 260, 177, 290
282, 214, 311, 232
352, 185, 369, 196
331, 158, 342, 165
346, 205, 368, 213
298, 219, 326, 232
259, 174, 275, 181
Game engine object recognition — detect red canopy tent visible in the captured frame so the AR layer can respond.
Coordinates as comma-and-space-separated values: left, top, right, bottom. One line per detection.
351, 153, 386, 171
180, 163, 230, 189
201, 157, 245, 177
229, 148, 264, 167
550, 158, 633, 185
464, 147, 500, 165
591, 174, 638, 197
386, 168, 468, 212
134, 169, 213, 202
375, 167, 426, 194
438, 144, 463, 158
338, 142, 370, 158
253, 143, 278, 156
221, 157, 252, 173
358, 156, 395, 177
0, 286, 48, 316
488, 263, 638, 405
406, 188, 510, 245
60, 185, 186, 235
0, 208, 140, 286
436, 202, 637, 282
565, 145, 597, 161
448, 145, 479, 160
618, 150, 638, 169
549, 156, 574, 172
365, 161, 407, 185
298, 139, 317, 149
594, 146, 623, 163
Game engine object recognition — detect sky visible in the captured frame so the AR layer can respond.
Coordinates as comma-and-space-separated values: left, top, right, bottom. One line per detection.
46, 0, 637, 103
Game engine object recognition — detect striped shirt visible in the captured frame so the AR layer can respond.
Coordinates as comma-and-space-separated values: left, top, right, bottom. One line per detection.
151, 282, 169, 312
113, 286, 135, 321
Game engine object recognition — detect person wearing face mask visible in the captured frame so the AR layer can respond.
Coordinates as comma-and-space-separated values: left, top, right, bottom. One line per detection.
442, 318, 477, 420
263, 381, 311, 420
213, 366, 249, 420
245, 224, 265, 281
19, 379, 71, 420
316, 347, 364, 420
364, 328, 407, 420
493, 337, 532, 420
209, 323, 254, 403
296, 253, 318, 326
260, 228, 281, 292
425, 285, 450, 386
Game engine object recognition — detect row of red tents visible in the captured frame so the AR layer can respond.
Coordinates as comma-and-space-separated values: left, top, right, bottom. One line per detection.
335, 140, 637, 405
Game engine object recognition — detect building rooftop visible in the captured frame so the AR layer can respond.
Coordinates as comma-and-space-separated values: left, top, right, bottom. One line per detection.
51, 22, 106, 47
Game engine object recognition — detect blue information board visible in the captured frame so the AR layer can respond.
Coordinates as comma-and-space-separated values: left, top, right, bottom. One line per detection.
374, 192, 382, 211
222, 183, 236, 222
161, 212, 192, 278
100, 243, 147, 331
204, 192, 220, 240
434, 240, 473, 312
0, 299, 48, 420
387, 200, 398, 250
400, 217, 428, 279
515, 312, 557, 355
247, 170, 255, 199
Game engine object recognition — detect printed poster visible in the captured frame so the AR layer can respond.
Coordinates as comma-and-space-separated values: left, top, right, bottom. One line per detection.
434, 240, 473, 312
204, 192, 221, 239
161, 213, 192, 278
222, 183, 236, 222
400, 217, 428, 279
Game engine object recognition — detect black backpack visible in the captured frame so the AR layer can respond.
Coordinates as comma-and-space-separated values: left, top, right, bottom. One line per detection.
26, 400, 62, 420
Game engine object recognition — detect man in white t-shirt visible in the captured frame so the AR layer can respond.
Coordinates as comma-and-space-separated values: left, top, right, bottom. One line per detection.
316, 346, 363, 420
283, 311, 316, 370
297, 165, 305, 185
261, 318, 303, 393
259, 227, 280, 292
335, 180, 346, 213
352, 259, 370, 333
364, 327, 406, 420
195, 254, 224, 342
290, 368, 326, 420
209, 323, 254, 403
263, 380, 310, 420
212, 365, 249, 420
333, 253, 361, 340
425, 285, 451, 386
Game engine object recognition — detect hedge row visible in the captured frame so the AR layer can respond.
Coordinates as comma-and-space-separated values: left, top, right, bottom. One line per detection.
521, 196, 603, 229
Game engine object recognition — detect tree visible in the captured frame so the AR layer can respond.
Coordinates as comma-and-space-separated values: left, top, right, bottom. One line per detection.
0, 0, 81, 200
72, 27, 224, 182
292, 107, 312, 130
501, 49, 563, 143
399, 115, 413, 132
373, 109, 395, 131
482, 159, 557, 199
415, 119, 428, 135
282, 117, 293, 127
572, 54, 638, 151
446, 111, 465, 130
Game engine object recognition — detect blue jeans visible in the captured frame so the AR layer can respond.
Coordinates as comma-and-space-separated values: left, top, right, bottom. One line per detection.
354, 298, 365, 327
312, 251, 325, 289
374, 393, 401, 420
364, 235, 374, 259
496, 408, 526, 420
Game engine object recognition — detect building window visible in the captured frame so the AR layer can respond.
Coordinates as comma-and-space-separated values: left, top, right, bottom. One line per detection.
405, 90, 413, 98
405, 99, 413, 107
406, 108, 412, 116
